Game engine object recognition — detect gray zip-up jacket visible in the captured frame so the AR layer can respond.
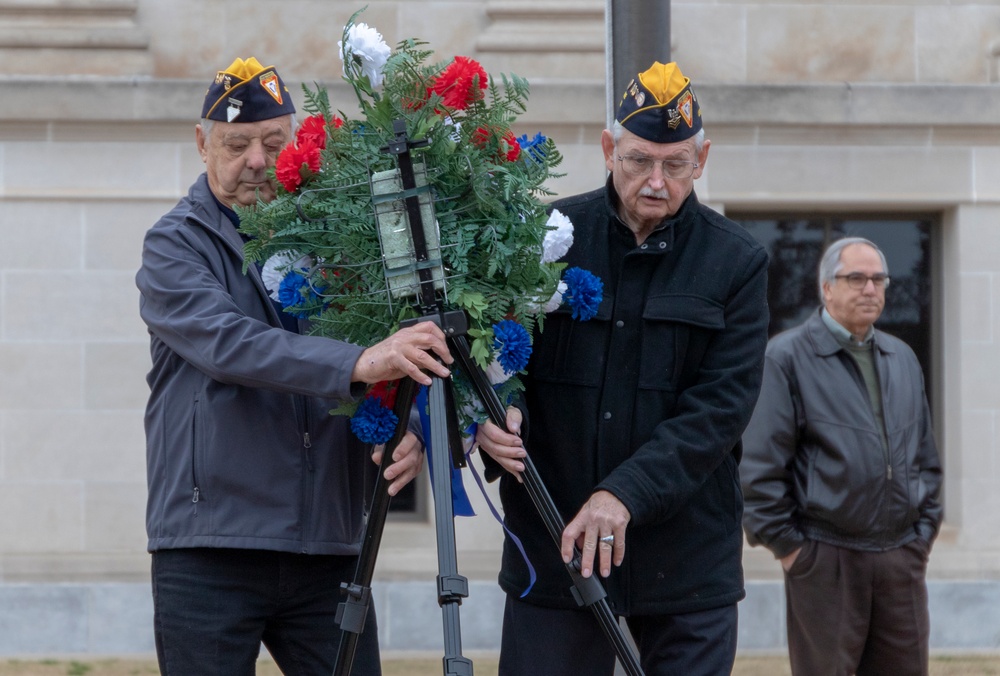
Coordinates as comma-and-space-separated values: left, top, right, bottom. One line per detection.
741, 309, 942, 559
136, 173, 371, 555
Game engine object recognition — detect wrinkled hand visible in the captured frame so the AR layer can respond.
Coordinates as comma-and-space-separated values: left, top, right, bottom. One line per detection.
352, 322, 453, 386
562, 490, 630, 579
474, 407, 526, 483
371, 431, 425, 497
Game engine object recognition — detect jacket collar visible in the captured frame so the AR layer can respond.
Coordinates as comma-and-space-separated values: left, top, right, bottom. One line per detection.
604, 175, 699, 253
188, 173, 246, 255
805, 307, 896, 357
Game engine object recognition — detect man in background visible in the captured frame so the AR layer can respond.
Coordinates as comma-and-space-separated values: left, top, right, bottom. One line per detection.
741, 236, 942, 676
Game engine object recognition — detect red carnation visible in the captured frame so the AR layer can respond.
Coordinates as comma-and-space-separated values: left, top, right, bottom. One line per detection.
369, 380, 399, 408
429, 56, 488, 111
501, 130, 521, 162
296, 115, 327, 149
275, 139, 322, 192
295, 114, 344, 149
472, 126, 521, 163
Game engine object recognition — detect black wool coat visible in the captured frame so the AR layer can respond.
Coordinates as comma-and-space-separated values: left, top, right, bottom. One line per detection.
496, 183, 770, 616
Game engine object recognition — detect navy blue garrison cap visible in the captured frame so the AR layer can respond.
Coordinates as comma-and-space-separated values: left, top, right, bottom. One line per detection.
201, 56, 296, 123
616, 61, 702, 144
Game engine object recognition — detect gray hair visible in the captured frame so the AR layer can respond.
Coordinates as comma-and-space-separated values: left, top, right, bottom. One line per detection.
611, 120, 705, 155
817, 237, 889, 301
199, 114, 297, 144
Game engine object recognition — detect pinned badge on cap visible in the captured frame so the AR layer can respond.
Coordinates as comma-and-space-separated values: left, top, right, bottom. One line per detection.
226, 98, 243, 122
259, 72, 283, 105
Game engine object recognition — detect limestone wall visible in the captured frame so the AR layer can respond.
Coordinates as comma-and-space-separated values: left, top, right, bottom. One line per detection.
2, 0, 1000, 605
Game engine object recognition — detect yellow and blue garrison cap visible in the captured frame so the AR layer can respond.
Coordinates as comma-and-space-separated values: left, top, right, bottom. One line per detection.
615, 61, 702, 144
201, 57, 296, 123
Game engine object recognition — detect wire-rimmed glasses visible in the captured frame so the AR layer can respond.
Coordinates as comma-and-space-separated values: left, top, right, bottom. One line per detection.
834, 273, 891, 290
616, 154, 699, 179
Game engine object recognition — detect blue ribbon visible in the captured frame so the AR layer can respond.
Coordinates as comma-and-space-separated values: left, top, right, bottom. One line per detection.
416, 389, 537, 597
417, 386, 476, 517
463, 422, 537, 598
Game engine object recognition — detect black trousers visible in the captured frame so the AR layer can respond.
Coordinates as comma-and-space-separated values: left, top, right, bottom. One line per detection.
151, 548, 381, 676
498, 594, 738, 676
784, 539, 930, 676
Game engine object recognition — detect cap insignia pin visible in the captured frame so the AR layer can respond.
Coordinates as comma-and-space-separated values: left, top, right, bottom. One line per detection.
259, 72, 283, 105
677, 91, 694, 128
226, 98, 243, 122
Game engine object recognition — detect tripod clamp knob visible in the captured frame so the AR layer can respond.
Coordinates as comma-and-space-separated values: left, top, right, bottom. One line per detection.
437, 573, 470, 605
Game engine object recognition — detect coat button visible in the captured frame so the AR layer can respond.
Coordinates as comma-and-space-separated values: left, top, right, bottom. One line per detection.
659, 241, 667, 249
616, 320, 624, 328
603, 411, 612, 420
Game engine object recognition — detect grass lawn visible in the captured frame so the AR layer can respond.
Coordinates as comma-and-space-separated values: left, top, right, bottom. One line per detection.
0, 654, 999, 675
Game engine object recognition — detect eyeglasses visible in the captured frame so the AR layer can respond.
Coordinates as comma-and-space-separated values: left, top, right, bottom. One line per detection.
835, 273, 891, 290
616, 154, 699, 179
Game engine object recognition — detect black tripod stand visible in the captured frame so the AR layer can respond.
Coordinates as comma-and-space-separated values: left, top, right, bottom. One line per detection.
333, 119, 645, 676
334, 308, 477, 676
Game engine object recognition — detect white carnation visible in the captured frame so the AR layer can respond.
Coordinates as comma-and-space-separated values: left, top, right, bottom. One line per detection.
338, 23, 391, 88
542, 280, 567, 313
485, 357, 512, 385
524, 280, 567, 315
541, 209, 574, 263
261, 251, 311, 300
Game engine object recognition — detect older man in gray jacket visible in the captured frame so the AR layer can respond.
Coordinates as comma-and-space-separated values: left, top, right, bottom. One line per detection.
741, 237, 942, 676
136, 57, 452, 676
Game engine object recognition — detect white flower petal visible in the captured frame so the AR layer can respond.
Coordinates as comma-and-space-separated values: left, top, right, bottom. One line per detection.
338, 23, 391, 88
485, 358, 511, 385
542, 281, 567, 313
541, 209, 575, 263
261, 251, 310, 300
524, 280, 566, 315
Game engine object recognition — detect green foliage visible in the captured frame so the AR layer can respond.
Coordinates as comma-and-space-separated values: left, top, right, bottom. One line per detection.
237, 11, 566, 426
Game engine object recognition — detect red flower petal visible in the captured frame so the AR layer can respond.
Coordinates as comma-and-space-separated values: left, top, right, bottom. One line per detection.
430, 56, 488, 112
295, 115, 344, 149
275, 139, 322, 193
369, 380, 399, 408
472, 126, 520, 163
296, 115, 328, 149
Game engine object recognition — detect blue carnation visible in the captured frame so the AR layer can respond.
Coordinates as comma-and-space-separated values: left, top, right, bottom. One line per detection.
350, 396, 400, 445
278, 271, 321, 318
516, 132, 547, 164
563, 267, 603, 321
492, 319, 532, 375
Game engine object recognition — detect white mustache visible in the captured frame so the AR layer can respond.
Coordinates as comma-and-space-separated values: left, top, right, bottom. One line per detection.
639, 186, 670, 200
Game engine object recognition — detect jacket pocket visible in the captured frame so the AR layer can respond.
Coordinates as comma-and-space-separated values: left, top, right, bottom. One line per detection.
531, 300, 612, 386
785, 539, 819, 578
190, 393, 204, 512
638, 294, 724, 390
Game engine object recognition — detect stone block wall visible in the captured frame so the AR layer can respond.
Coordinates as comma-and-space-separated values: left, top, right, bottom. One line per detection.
3, 0, 1000, 655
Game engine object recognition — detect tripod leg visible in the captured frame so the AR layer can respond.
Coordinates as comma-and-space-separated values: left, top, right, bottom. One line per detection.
427, 373, 474, 676
334, 378, 418, 676
448, 335, 645, 676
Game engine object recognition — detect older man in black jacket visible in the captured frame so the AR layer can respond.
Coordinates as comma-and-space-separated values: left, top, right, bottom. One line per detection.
741, 237, 943, 676
477, 62, 770, 676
